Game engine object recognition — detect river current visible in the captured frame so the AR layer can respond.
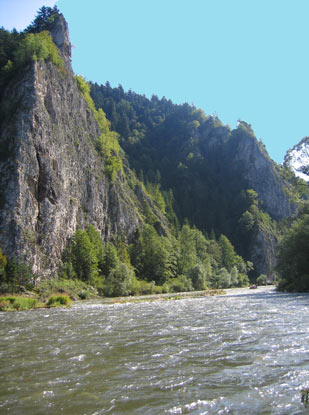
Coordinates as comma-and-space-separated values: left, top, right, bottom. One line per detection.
1, 287, 309, 414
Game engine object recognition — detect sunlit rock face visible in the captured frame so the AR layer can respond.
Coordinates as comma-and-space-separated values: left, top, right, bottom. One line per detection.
0, 14, 165, 277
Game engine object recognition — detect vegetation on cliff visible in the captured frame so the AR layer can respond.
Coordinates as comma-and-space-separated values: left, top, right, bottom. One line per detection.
75, 75, 123, 180
0, 9, 63, 85
90, 83, 297, 275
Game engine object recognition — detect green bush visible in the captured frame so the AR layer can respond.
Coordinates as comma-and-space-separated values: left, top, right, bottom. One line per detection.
75, 75, 123, 180
256, 274, 267, 286
0, 256, 36, 294
136, 280, 156, 295
0, 296, 38, 311
34, 279, 96, 300
166, 275, 193, 292
103, 263, 133, 297
46, 294, 72, 307
14, 31, 63, 68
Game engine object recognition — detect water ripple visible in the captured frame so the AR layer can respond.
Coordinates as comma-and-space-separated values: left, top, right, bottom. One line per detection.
1, 287, 309, 414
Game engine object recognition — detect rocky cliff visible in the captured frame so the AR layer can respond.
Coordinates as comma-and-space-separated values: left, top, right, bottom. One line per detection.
199, 121, 296, 277
0, 14, 166, 277
200, 120, 296, 221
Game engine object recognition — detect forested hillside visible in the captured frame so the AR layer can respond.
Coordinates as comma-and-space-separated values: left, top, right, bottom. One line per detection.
90, 82, 307, 277
0, 7, 307, 296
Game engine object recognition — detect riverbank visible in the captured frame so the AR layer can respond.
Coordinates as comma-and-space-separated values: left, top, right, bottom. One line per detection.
97, 285, 277, 304
0, 285, 276, 311
100, 289, 226, 304
0, 288, 226, 311
0, 293, 72, 311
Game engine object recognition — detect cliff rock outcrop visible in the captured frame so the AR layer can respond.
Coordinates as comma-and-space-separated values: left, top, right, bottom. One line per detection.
202, 122, 296, 276
0, 14, 166, 276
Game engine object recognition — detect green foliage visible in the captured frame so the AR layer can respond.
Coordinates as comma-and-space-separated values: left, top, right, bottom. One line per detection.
256, 274, 267, 285
34, 278, 96, 300
128, 222, 248, 293
104, 155, 123, 180
0, 248, 7, 275
62, 227, 104, 283
101, 242, 118, 276
166, 275, 193, 292
276, 162, 309, 202
58, 218, 250, 297
277, 212, 309, 292
86, 225, 105, 270
0, 27, 21, 89
177, 224, 201, 275
230, 266, 239, 286
46, 294, 72, 307
145, 181, 166, 213
103, 263, 133, 296
130, 224, 175, 285
0, 25, 63, 119
61, 227, 138, 297
75, 76, 122, 180
89, 82, 270, 275
216, 268, 231, 289
0, 296, 38, 311
188, 264, 208, 290
71, 229, 98, 282
25, 6, 60, 34
0, 255, 36, 293
14, 31, 63, 67
218, 234, 237, 272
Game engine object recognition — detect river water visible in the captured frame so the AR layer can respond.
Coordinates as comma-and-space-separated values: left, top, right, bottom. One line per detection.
1, 287, 309, 415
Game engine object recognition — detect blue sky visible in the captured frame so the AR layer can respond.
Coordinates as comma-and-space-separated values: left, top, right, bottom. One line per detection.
1, 0, 308, 163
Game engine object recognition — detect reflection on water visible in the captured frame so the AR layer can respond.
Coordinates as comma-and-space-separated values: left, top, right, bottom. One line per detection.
1, 287, 309, 414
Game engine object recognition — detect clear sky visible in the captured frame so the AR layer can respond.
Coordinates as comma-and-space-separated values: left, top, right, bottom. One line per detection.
1, 0, 309, 163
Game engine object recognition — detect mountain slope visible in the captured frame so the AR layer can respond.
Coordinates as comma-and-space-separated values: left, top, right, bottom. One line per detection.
91, 83, 299, 277
0, 13, 167, 277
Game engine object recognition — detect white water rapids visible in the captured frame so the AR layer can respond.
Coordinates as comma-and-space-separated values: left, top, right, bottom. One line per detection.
1, 286, 309, 414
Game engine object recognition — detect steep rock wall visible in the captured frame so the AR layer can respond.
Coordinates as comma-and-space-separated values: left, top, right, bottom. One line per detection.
227, 126, 296, 220
198, 122, 296, 277
0, 16, 166, 276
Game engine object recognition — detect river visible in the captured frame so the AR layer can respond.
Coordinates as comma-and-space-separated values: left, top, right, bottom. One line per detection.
1, 287, 309, 414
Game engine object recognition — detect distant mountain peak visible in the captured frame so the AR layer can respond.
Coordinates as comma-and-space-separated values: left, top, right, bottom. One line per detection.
284, 137, 309, 182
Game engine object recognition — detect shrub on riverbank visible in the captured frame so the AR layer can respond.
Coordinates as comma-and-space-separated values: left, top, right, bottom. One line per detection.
0, 296, 39, 311
34, 279, 97, 300
0, 252, 37, 294
46, 294, 72, 307
0, 293, 73, 311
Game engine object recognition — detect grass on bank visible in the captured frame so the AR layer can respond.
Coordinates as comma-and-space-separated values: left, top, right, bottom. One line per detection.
0, 281, 226, 311
0, 278, 98, 311
102, 289, 226, 304
0, 296, 40, 311
0, 292, 73, 311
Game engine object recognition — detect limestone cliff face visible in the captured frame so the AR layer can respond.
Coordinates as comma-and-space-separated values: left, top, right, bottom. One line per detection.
226, 125, 296, 220
0, 15, 165, 276
228, 129, 296, 276
227, 127, 296, 276
199, 121, 296, 277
